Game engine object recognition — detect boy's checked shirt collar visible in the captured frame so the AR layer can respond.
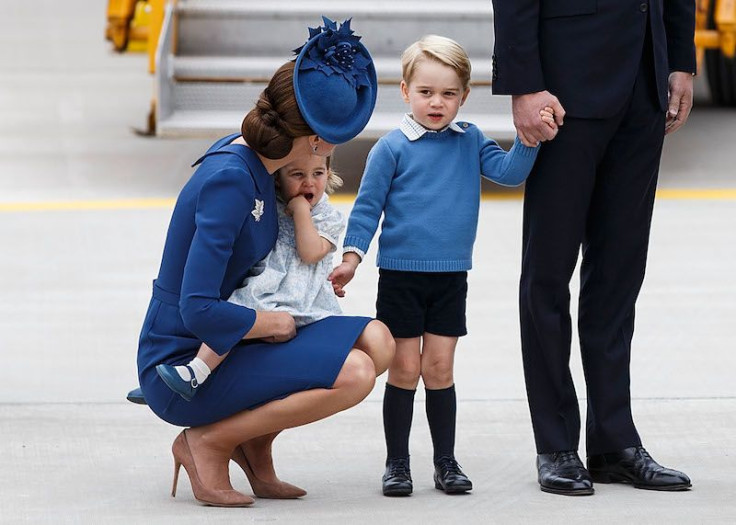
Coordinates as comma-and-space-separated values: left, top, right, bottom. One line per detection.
400, 113, 465, 141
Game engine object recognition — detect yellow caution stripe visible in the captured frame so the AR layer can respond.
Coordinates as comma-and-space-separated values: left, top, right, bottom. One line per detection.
1, 189, 735, 212
654, 189, 736, 200
0, 198, 176, 212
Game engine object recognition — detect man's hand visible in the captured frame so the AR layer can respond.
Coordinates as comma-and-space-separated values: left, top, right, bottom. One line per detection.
512, 91, 566, 147
246, 311, 297, 343
328, 253, 361, 297
665, 72, 694, 135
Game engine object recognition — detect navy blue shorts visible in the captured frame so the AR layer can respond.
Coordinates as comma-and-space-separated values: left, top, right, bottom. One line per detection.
376, 269, 467, 339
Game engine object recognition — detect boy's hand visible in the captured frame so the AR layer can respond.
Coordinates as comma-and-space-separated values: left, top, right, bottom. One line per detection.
512, 91, 565, 147
286, 195, 311, 216
540, 106, 557, 131
328, 256, 360, 297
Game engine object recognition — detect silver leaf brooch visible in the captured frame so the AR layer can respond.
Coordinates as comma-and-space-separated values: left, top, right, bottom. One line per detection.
251, 199, 264, 221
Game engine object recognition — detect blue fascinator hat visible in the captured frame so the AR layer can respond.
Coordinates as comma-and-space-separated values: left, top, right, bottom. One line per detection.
293, 17, 378, 145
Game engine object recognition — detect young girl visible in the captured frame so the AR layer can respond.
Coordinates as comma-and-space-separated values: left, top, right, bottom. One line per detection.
329, 35, 552, 496
228, 154, 347, 327
156, 154, 392, 401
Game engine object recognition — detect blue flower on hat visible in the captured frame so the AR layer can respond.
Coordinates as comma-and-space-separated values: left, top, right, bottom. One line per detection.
292, 16, 378, 144
293, 17, 373, 90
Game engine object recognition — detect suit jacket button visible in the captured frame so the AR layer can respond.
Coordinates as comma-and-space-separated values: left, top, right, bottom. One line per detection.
639, 3, 648, 12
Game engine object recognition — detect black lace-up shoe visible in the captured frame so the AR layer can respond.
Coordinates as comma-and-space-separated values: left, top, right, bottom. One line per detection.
382, 458, 412, 496
434, 456, 473, 494
587, 446, 691, 491
537, 450, 594, 496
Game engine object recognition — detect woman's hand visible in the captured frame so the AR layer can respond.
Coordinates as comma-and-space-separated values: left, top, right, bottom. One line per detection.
245, 311, 297, 343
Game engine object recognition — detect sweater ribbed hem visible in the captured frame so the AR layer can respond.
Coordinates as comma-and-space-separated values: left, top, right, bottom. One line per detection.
378, 257, 472, 272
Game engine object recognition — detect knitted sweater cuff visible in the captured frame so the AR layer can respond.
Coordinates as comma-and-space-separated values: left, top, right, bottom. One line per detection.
342, 235, 370, 254
512, 136, 541, 156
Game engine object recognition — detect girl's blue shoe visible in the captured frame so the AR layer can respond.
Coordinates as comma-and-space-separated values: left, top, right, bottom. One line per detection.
156, 363, 199, 401
126, 387, 147, 405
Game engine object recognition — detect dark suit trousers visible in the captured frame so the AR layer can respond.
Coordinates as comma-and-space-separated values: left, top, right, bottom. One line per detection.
519, 47, 665, 456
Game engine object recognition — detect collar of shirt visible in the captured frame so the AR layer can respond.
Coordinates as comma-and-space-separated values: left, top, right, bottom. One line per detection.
399, 113, 465, 141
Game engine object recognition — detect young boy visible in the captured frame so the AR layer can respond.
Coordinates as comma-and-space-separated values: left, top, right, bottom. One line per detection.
329, 35, 553, 496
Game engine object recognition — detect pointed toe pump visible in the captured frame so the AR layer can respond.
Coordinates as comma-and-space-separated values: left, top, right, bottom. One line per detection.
171, 430, 254, 507
231, 445, 307, 499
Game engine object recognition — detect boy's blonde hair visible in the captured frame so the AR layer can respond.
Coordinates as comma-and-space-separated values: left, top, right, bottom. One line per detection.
401, 35, 471, 90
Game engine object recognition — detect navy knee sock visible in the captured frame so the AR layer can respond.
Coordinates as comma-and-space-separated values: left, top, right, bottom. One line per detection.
426, 385, 457, 462
383, 384, 416, 460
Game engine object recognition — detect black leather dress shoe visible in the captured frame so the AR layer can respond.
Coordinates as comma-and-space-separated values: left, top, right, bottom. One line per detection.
587, 446, 691, 491
382, 458, 412, 496
434, 456, 473, 494
537, 451, 594, 496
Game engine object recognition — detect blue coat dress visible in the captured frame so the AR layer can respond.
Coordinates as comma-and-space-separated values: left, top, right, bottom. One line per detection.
137, 134, 371, 427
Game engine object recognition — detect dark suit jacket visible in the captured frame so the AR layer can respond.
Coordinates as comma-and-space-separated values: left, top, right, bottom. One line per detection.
491, 0, 696, 118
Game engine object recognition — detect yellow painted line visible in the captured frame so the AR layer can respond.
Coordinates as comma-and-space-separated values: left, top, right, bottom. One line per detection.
481, 192, 524, 201
481, 189, 736, 201
655, 189, 736, 200
0, 198, 176, 212
487, 189, 736, 201
1, 189, 735, 213
333, 193, 525, 202
326, 194, 360, 204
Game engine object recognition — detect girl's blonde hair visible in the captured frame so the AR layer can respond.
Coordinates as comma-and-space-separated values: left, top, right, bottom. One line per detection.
324, 157, 343, 195
401, 35, 471, 90
274, 156, 343, 199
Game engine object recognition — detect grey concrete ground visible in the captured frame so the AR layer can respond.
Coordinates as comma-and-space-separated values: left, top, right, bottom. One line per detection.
1, 2, 735, 524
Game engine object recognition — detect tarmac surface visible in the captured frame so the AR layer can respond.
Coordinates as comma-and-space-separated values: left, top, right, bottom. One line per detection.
1, 2, 735, 524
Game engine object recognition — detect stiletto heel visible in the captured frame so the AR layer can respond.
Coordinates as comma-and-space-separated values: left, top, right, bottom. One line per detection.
172, 458, 181, 497
231, 445, 307, 499
170, 430, 254, 507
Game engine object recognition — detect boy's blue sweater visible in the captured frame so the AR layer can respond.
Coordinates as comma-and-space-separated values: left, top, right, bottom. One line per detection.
343, 122, 539, 272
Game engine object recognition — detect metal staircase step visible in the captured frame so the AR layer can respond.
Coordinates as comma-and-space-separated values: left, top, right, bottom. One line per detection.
171, 56, 494, 83
168, 80, 505, 112
178, 0, 492, 15
155, 0, 509, 140
158, 110, 514, 141
175, 0, 494, 57
159, 80, 512, 139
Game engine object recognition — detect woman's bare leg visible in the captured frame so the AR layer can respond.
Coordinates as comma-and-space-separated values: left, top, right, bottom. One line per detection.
185, 349, 376, 490
238, 432, 281, 483
233, 431, 307, 498
236, 324, 393, 489
353, 320, 395, 376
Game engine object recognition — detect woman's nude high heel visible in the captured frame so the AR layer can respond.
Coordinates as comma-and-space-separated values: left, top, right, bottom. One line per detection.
231, 445, 307, 499
171, 430, 254, 507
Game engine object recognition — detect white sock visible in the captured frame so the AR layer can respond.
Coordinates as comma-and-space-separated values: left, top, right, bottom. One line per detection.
174, 357, 211, 385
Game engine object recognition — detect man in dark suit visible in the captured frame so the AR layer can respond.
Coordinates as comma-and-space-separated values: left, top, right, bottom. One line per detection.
491, 0, 695, 495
